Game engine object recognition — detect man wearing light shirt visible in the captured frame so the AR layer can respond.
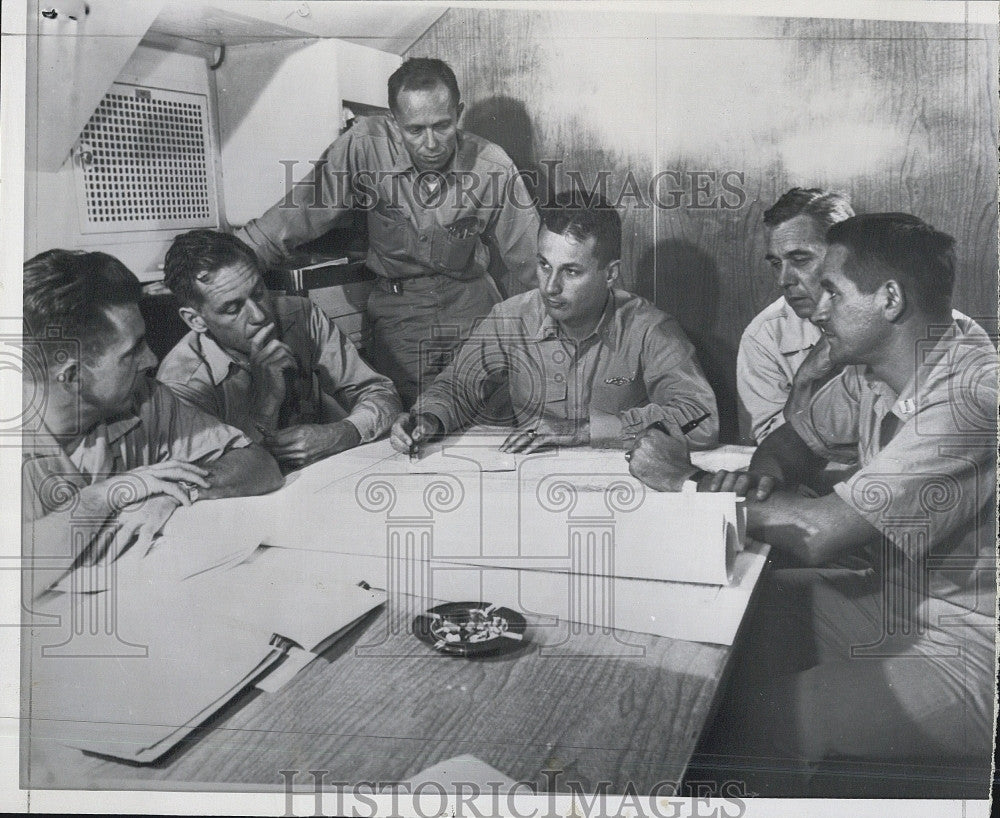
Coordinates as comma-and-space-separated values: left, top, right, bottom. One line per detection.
391, 192, 718, 454
737, 188, 854, 443
158, 230, 402, 471
628, 213, 997, 795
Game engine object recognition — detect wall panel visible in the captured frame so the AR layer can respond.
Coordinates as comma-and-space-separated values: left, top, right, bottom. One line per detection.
410, 9, 998, 442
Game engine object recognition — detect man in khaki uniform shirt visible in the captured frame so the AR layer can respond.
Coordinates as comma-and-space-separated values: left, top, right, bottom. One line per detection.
22, 250, 282, 600
391, 193, 718, 455
628, 214, 997, 796
236, 58, 539, 407
158, 230, 401, 471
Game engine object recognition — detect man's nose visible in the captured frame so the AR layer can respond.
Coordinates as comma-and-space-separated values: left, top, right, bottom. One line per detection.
247, 299, 267, 323
424, 128, 438, 151
812, 293, 830, 322
541, 270, 561, 294
138, 343, 158, 372
778, 262, 797, 289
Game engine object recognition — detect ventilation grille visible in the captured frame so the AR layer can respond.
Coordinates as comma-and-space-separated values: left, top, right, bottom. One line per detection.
74, 84, 218, 233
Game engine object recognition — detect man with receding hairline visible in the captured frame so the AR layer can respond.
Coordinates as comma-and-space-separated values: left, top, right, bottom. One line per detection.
628, 213, 997, 794
236, 57, 539, 407
157, 229, 401, 471
737, 187, 854, 443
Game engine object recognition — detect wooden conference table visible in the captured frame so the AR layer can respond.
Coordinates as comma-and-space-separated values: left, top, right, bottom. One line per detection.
24, 439, 767, 793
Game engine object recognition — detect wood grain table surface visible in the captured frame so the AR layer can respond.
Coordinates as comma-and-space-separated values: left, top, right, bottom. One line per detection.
25, 596, 737, 793
23, 441, 762, 793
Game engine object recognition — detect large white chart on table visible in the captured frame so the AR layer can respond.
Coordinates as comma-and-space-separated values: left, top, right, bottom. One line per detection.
153, 439, 766, 644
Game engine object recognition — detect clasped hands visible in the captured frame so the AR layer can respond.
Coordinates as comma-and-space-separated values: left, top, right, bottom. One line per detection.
626, 423, 778, 500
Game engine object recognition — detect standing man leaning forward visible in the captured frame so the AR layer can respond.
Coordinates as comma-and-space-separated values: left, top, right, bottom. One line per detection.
391, 193, 718, 455
22, 250, 282, 598
627, 214, 997, 794
236, 58, 539, 407
158, 230, 402, 471
737, 187, 854, 444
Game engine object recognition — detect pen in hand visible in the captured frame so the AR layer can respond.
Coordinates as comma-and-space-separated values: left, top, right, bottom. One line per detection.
650, 411, 712, 437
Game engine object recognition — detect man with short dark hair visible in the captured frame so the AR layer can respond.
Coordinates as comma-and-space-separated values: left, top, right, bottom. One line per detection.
22, 250, 282, 596
391, 193, 718, 454
157, 229, 401, 470
627, 213, 997, 794
737, 187, 854, 442
236, 57, 540, 406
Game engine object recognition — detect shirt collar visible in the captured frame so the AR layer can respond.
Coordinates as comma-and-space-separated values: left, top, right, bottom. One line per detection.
195, 332, 246, 386
861, 319, 969, 420
533, 290, 616, 342
104, 413, 142, 445
777, 301, 823, 355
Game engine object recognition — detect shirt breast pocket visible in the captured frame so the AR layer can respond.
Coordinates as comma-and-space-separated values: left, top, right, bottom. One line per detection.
367, 207, 417, 261
431, 219, 481, 275
591, 377, 644, 414
544, 373, 568, 404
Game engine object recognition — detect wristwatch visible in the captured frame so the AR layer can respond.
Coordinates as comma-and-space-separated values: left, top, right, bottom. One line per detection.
179, 480, 200, 504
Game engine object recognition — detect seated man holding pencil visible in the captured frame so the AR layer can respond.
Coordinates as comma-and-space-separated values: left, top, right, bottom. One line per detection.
158, 230, 402, 471
390, 191, 718, 455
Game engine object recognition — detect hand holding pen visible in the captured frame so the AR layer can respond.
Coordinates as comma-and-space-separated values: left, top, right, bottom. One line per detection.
389, 412, 444, 460
623, 412, 713, 492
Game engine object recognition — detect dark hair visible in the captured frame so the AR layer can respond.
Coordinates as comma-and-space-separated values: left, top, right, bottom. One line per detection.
763, 187, 854, 231
388, 58, 461, 112
826, 213, 956, 319
164, 229, 260, 307
23, 249, 143, 362
539, 190, 622, 267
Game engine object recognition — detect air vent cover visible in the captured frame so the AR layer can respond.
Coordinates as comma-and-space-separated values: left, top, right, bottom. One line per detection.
73, 83, 218, 233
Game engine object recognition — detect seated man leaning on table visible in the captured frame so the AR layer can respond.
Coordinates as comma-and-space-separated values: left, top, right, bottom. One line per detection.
391, 191, 718, 454
157, 229, 402, 470
627, 213, 997, 794
22, 250, 282, 597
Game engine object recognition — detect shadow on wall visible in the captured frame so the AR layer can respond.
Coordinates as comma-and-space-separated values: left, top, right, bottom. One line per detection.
463, 96, 540, 198
637, 240, 740, 446
463, 96, 541, 296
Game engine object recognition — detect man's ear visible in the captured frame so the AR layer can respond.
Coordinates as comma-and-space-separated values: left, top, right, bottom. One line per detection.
178, 305, 208, 333
882, 280, 906, 321
455, 100, 465, 125
54, 358, 79, 388
606, 259, 621, 286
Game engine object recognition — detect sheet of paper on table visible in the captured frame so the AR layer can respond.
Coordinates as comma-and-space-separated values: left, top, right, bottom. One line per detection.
26, 544, 385, 763
294, 441, 747, 587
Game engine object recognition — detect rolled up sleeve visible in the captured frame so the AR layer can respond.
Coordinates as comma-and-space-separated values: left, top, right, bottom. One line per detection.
787, 368, 862, 464
235, 133, 357, 267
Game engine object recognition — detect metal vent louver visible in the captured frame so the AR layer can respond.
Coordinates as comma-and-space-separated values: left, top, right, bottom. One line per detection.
74, 83, 218, 233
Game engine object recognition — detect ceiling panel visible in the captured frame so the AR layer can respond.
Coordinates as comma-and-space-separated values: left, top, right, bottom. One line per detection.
150, 1, 447, 53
